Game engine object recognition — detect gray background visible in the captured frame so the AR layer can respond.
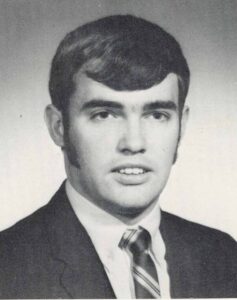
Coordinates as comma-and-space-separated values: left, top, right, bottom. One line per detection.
1, 0, 237, 239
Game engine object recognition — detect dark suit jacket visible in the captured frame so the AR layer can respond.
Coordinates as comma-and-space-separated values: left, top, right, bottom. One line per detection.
1, 183, 237, 298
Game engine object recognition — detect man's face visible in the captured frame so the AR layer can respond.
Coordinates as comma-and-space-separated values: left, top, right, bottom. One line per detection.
63, 73, 187, 220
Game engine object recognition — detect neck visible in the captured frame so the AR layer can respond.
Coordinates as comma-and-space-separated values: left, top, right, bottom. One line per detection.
113, 199, 159, 226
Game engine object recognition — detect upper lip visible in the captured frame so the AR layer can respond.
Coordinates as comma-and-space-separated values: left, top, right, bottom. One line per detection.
111, 164, 152, 172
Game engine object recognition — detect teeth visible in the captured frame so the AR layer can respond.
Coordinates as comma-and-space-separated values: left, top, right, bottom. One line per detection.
118, 168, 145, 175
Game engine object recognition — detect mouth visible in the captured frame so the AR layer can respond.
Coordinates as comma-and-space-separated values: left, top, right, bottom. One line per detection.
112, 164, 151, 174
113, 167, 149, 175
111, 165, 152, 185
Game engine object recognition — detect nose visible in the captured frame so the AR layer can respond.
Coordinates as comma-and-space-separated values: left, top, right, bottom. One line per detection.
117, 118, 146, 155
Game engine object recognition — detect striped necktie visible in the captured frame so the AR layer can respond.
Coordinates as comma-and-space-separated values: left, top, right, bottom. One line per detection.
119, 227, 161, 298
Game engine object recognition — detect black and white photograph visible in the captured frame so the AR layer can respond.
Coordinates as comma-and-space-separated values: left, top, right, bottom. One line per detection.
0, 0, 237, 298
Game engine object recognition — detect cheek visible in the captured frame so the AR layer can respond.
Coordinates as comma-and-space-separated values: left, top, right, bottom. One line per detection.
78, 126, 119, 156
148, 126, 180, 154
71, 131, 109, 172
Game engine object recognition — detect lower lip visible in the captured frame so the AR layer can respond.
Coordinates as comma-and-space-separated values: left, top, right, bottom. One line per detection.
112, 171, 151, 185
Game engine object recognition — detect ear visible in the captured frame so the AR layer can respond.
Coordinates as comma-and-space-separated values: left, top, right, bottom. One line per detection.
180, 105, 189, 141
44, 104, 65, 147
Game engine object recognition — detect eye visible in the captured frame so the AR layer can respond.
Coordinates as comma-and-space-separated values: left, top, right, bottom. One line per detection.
146, 111, 170, 121
91, 110, 116, 120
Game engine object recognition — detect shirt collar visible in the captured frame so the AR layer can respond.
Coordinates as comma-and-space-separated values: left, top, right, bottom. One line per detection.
66, 180, 161, 264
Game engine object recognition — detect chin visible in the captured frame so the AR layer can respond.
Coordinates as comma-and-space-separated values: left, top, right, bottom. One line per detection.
105, 192, 159, 216
109, 200, 157, 223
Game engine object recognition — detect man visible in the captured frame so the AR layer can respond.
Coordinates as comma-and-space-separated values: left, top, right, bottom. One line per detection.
0, 15, 237, 299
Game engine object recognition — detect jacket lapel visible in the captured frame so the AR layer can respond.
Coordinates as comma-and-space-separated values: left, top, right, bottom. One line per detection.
45, 183, 116, 298
160, 211, 201, 298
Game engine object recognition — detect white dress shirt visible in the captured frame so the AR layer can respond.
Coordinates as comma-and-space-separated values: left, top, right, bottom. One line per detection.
66, 180, 170, 298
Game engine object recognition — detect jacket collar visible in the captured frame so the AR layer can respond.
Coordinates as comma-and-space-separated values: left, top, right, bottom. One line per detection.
45, 182, 116, 298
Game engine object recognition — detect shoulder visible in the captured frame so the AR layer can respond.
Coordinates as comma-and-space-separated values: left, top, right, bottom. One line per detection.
0, 201, 53, 295
161, 210, 237, 266
0, 183, 72, 298
161, 211, 237, 297
0, 182, 66, 245
162, 210, 236, 240
0, 183, 68, 262
0, 200, 52, 262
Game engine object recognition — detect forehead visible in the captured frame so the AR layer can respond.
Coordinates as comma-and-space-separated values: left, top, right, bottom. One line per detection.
71, 73, 179, 108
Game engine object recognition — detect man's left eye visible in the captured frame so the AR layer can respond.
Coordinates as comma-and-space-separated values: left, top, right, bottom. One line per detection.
147, 111, 170, 121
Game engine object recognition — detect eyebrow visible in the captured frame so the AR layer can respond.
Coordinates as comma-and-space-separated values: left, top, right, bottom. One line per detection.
80, 99, 177, 112
80, 99, 123, 111
143, 100, 177, 111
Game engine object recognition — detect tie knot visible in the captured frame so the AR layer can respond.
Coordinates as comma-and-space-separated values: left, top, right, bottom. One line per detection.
119, 228, 151, 255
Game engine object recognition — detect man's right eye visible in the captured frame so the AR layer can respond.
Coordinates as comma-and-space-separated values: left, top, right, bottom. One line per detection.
90, 110, 115, 120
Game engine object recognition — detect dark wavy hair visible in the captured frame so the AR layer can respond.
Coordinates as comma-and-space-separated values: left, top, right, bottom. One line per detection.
49, 15, 190, 120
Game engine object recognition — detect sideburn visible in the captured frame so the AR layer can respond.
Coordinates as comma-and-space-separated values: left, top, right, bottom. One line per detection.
173, 115, 182, 164
62, 113, 81, 169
